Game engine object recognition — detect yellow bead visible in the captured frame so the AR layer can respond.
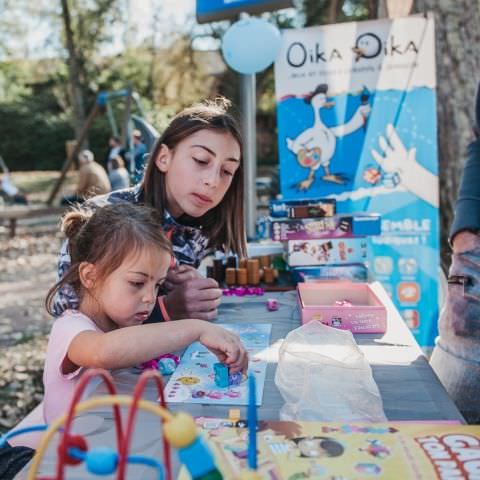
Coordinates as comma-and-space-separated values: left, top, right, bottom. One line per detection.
237, 470, 263, 480
163, 412, 197, 448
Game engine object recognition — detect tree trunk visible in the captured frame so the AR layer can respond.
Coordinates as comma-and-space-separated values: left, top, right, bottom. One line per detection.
413, 0, 480, 271
60, 0, 87, 146
327, 0, 341, 23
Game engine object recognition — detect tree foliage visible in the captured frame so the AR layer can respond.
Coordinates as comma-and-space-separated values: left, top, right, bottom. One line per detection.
0, 0, 223, 170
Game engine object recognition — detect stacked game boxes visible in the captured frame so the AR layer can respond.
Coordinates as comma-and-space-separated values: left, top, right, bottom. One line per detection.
261, 198, 381, 283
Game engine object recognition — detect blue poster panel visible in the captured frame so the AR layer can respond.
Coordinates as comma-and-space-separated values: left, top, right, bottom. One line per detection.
196, 0, 293, 23
274, 15, 439, 347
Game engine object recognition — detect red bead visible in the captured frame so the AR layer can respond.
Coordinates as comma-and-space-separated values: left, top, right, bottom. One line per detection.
58, 434, 88, 465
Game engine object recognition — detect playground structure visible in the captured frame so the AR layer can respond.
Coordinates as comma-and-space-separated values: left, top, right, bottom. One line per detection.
1, 368, 260, 480
47, 88, 158, 206
0, 89, 157, 238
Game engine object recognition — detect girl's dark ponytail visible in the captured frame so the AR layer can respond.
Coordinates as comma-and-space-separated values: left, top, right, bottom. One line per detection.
61, 209, 92, 242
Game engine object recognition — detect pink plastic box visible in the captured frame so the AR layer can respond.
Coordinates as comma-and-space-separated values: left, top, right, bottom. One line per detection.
297, 281, 387, 333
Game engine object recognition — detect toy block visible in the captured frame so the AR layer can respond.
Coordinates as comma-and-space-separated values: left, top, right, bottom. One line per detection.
214, 363, 229, 388
229, 409, 241, 423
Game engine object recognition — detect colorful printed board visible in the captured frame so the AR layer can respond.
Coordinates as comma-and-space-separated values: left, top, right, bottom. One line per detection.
179, 418, 480, 479
164, 324, 271, 405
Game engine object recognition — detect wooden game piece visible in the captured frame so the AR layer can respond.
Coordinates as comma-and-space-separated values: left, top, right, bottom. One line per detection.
259, 254, 271, 268
225, 268, 236, 286
263, 267, 275, 284
236, 268, 247, 286
247, 259, 260, 285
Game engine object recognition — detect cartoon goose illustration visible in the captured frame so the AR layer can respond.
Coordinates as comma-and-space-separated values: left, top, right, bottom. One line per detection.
286, 84, 371, 191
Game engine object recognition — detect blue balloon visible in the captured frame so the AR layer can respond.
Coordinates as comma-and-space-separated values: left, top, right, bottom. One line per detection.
222, 18, 281, 75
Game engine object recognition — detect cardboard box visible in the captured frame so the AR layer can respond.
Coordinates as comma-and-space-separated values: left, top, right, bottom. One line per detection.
297, 281, 387, 333
287, 238, 368, 267
271, 214, 381, 241
287, 203, 335, 219
269, 198, 336, 218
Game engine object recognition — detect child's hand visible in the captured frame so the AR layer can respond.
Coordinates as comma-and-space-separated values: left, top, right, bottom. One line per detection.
199, 324, 248, 373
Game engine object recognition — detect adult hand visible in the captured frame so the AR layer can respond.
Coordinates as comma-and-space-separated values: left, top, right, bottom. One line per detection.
452, 230, 480, 254
163, 276, 222, 321
163, 264, 201, 292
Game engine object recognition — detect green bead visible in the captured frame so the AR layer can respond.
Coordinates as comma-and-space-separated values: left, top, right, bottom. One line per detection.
196, 468, 224, 480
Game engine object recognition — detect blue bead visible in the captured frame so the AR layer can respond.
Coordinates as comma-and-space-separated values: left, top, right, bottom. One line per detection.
86, 447, 118, 475
179, 437, 217, 478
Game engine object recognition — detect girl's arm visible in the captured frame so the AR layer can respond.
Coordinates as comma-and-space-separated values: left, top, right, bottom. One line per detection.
67, 319, 248, 373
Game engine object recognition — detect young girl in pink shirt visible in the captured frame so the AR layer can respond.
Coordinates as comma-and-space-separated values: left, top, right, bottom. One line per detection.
41, 202, 247, 423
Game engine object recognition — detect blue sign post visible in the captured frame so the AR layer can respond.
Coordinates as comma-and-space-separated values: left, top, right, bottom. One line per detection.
196, 0, 293, 23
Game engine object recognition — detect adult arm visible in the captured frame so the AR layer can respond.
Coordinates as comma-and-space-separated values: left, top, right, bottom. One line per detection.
449, 138, 480, 249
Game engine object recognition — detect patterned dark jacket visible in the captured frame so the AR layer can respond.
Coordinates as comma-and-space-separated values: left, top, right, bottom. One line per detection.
53, 185, 211, 316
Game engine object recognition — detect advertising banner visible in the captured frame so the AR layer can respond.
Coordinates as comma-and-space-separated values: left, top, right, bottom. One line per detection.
275, 15, 439, 346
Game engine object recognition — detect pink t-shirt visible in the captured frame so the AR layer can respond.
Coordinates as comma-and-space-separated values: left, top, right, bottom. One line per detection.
43, 310, 102, 423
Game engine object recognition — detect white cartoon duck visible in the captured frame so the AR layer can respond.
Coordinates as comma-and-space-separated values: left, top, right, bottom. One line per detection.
286, 84, 371, 190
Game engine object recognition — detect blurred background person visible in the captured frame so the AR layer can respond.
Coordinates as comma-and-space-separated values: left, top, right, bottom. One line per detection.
108, 155, 130, 191
105, 135, 126, 173
61, 150, 111, 205
132, 129, 147, 183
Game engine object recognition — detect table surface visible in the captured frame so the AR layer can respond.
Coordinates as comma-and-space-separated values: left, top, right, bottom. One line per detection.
22, 282, 464, 479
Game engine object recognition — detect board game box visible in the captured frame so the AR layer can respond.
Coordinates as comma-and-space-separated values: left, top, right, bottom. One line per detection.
178, 418, 479, 479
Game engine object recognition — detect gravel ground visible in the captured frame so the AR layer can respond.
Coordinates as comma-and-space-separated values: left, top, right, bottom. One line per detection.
0, 219, 63, 432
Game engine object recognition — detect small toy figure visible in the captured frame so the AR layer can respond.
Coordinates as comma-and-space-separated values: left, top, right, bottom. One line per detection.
158, 355, 180, 375
140, 353, 179, 374
267, 299, 279, 311
229, 371, 243, 386
214, 363, 246, 388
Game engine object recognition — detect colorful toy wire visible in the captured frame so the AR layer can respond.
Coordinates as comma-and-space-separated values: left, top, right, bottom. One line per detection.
2, 368, 261, 480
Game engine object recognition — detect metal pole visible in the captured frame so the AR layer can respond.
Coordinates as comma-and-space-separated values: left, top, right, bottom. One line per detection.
47, 103, 100, 205
241, 73, 257, 240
